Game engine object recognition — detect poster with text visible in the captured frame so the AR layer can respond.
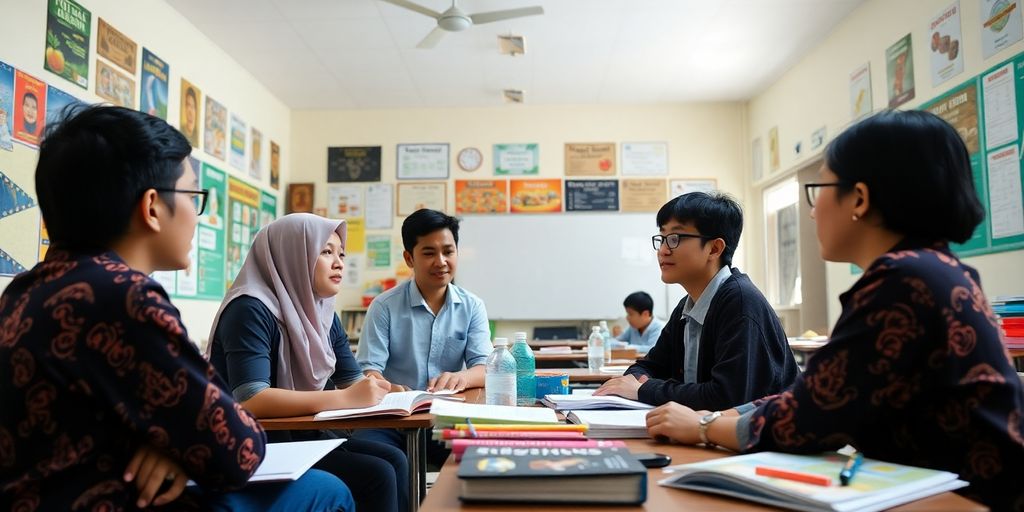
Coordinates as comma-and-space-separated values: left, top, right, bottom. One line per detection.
229, 114, 246, 170
565, 142, 615, 176
179, 79, 201, 147
397, 143, 449, 179
45, 85, 83, 125
930, 2, 964, 86
328, 184, 364, 218
328, 146, 381, 182
455, 179, 508, 213
621, 142, 668, 175
670, 179, 718, 198
494, 143, 539, 175
204, 95, 227, 160
986, 145, 1024, 239
510, 179, 561, 213
0, 61, 15, 152
565, 179, 618, 211
367, 235, 391, 269
227, 176, 261, 287
140, 48, 169, 120
14, 70, 46, 149
620, 179, 667, 212
196, 163, 227, 299
366, 183, 393, 229
95, 59, 135, 108
97, 18, 136, 74
849, 63, 873, 120
270, 140, 280, 189
396, 182, 446, 215
923, 82, 979, 154
250, 127, 263, 180
886, 34, 916, 107
346, 218, 366, 253
45, 0, 90, 89
981, 0, 1023, 58
159, 156, 202, 297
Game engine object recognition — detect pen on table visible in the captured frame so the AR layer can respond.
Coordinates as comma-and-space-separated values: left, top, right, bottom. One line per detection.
465, 418, 477, 438
839, 451, 864, 486
755, 466, 833, 486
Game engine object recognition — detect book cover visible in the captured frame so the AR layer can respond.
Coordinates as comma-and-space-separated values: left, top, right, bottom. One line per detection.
452, 439, 626, 461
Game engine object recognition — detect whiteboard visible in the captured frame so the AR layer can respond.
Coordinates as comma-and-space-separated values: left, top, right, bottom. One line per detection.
457, 214, 672, 320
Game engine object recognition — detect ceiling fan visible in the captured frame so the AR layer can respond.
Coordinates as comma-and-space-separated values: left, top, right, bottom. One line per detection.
380, 0, 544, 49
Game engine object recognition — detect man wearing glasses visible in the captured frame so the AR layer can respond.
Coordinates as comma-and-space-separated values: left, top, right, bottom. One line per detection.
595, 192, 798, 415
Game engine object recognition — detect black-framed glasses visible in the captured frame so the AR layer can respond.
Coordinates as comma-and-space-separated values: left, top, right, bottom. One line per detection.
652, 233, 717, 252
803, 182, 844, 208
155, 188, 209, 215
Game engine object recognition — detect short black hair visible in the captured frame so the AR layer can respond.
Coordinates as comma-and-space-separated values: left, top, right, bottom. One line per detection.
23, 92, 37, 105
655, 192, 742, 267
623, 291, 654, 315
401, 208, 460, 253
825, 110, 983, 244
35, 105, 192, 250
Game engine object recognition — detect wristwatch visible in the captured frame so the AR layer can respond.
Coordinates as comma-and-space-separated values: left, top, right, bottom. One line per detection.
698, 410, 723, 447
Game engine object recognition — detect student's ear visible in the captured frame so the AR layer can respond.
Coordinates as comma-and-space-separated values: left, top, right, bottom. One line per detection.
403, 250, 414, 268
136, 188, 164, 234
852, 182, 870, 220
706, 238, 726, 263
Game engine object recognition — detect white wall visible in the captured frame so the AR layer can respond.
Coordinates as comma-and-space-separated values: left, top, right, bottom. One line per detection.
0, 0, 292, 342
746, 0, 1024, 326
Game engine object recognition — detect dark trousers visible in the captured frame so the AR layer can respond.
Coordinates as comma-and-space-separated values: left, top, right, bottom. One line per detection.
350, 428, 452, 469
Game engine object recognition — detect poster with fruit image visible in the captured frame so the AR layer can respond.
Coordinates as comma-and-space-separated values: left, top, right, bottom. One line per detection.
13, 70, 46, 148
565, 142, 616, 176
44, 0, 90, 89
510, 179, 562, 213
455, 179, 508, 213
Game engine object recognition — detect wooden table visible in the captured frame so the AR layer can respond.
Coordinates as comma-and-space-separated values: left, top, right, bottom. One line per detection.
529, 339, 588, 349
420, 438, 986, 512
535, 350, 638, 363
555, 367, 626, 383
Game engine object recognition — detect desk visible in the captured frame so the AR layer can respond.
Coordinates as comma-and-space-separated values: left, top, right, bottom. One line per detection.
530, 340, 588, 349
420, 438, 986, 511
535, 351, 638, 363
558, 367, 625, 383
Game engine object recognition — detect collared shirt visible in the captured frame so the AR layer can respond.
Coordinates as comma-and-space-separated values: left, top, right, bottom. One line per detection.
680, 265, 733, 383
616, 316, 666, 351
357, 279, 492, 390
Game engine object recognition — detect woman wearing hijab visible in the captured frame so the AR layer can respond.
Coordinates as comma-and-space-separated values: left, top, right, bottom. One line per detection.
207, 213, 409, 512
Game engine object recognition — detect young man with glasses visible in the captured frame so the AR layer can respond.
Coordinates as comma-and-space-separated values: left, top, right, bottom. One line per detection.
595, 192, 798, 414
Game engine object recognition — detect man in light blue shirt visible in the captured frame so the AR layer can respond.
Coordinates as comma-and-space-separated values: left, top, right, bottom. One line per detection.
615, 291, 666, 351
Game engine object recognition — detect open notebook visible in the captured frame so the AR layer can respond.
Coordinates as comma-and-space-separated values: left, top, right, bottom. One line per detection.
565, 409, 650, 438
659, 452, 968, 512
187, 439, 344, 486
541, 393, 652, 411
314, 390, 461, 420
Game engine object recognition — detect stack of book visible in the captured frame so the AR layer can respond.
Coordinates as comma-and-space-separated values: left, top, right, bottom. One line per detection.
993, 295, 1024, 351
565, 409, 650, 439
429, 400, 571, 444
451, 438, 626, 461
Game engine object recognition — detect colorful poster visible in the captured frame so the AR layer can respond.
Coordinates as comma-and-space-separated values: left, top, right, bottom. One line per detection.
286, 183, 314, 214
510, 179, 561, 213
44, 0, 91, 89
0, 170, 36, 220
227, 176, 261, 287
670, 179, 718, 198
229, 114, 246, 170
396, 182, 446, 215
981, 0, 1023, 58
849, 63, 873, 120
346, 218, 366, 253
327, 184, 363, 218
204, 95, 227, 160
494, 143, 539, 175
365, 183, 393, 229
367, 235, 391, 268
886, 34, 916, 108
140, 48, 169, 120
96, 18, 136, 74
455, 179, 508, 213
14, 70, 46, 148
923, 83, 979, 154
270, 140, 280, 189
621, 142, 668, 175
196, 163, 227, 299
95, 59, 135, 108
259, 190, 277, 230
768, 126, 779, 172
565, 143, 616, 176
620, 179, 667, 212
45, 84, 83, 125
565, 179, 618, 211
397, 143, 449, 179
0, 61, 14, 152
328, 146, 381, 182
250, 127, 263, 180
930, 2, 964, 86
159, 156, 202, 297
179, 79, 201, 147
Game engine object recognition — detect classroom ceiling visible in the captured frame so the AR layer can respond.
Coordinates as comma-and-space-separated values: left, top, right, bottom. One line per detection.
165, 0, 863, 110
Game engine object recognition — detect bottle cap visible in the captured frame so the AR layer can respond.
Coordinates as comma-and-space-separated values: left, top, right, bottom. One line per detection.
493, 337, 509, 346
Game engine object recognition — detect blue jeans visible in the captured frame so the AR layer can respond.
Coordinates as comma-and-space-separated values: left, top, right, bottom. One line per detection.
196, 469, 354, 512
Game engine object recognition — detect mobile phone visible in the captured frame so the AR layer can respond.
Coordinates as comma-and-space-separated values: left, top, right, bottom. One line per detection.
632, 452, 671, 468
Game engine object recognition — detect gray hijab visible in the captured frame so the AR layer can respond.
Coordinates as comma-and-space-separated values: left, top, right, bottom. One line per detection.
207, 213, 347, 391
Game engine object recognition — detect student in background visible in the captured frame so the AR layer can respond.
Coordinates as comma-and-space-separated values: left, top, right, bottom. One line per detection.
644, 111, 1024, 510
0, 105, 351, 511
207, 213, 409, 512
355, 208, 492, 465
615, 291, 665, 351
595, 192, 799, 411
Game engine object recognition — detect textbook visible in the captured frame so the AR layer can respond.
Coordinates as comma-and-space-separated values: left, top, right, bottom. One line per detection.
436, 429, 588, 442
565, 409, 650, 438
458, 446, 647, 504
314, 390, 460, 420
429, 399, 560, 428
541, 393, 653, 411
187, 439, 345, 486
659, 452, 968, 512
452, 439, 626, 461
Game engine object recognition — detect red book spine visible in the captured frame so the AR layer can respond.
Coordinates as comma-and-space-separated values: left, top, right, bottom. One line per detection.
452, 439, 627, 460
437, 429, 588, 441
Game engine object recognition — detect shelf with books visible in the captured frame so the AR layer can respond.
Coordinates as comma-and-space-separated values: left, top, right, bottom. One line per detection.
340, 306, 368, 342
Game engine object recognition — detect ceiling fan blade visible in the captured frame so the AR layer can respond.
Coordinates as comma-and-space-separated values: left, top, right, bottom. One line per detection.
379, 0, 442, 19
469, 6, 544, 24
416, 26, 447, 49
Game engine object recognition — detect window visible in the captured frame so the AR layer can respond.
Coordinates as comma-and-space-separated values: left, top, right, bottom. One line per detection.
763, 177, 801, 307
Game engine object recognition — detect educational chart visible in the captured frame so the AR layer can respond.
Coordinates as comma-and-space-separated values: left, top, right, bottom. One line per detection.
929, 2, 964, 86
259, 190, 277, 231
565, 179, 618, 212
44, 0, 91, 89
194, 163, 227, 299
226, 176, 261, 288
140, 48, 168, 120
494, 143, 539, 175
328, 146, 381, 182
397, 143, 448, 179
620, 179, 667, 213
327, 184, 363, 218
564, 143, 615, 177
621, 142, 668, 175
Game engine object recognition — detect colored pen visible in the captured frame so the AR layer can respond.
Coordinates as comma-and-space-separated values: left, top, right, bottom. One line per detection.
755, 466, 833, 486
839, 452, 864, 486
465, 418, 477, 438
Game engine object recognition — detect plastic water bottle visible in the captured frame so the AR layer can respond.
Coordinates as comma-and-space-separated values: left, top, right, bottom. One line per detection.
599, 320, 613, 364
509, 331, 536, 406
587, 326, 605, 371
485, 337, 517, 406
